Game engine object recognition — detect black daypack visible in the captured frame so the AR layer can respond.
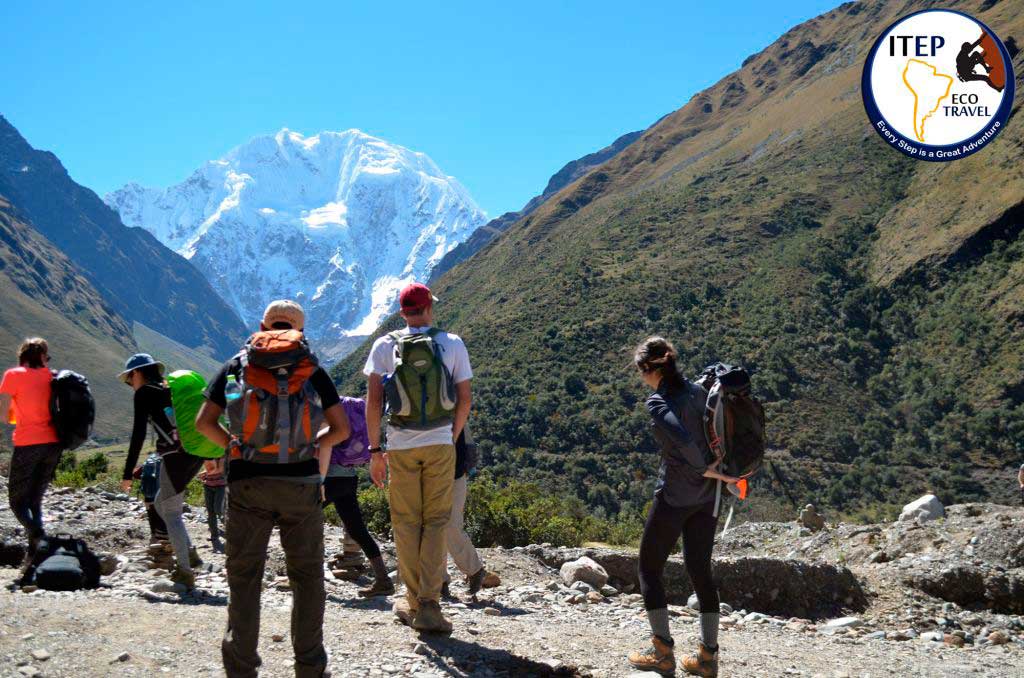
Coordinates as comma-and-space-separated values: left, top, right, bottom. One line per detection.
49, 370, 95, 451
140, 453, 162, 502
694, 363, 766, 478
22, 534, 101, 591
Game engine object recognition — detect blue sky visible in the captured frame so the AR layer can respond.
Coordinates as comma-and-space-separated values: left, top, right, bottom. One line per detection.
2, 0, 839, 216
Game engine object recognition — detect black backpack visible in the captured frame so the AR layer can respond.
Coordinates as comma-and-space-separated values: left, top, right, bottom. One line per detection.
139, 453, 162, 502
49, 370, 95, 451
694, 363, 766, 478
22, 534, 101, 591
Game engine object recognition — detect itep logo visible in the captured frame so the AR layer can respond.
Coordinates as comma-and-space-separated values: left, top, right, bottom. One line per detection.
862, 9, 1014, 161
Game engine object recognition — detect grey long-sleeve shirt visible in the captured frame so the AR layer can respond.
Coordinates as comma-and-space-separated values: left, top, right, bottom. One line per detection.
646, 380, 717, 507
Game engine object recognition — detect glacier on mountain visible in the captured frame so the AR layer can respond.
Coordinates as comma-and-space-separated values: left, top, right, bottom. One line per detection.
106, 128, 487, 346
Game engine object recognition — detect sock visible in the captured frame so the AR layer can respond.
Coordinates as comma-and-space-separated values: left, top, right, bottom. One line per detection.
370, 555, 389, 581
647, 608, 672, 644
700, 612, 719, 651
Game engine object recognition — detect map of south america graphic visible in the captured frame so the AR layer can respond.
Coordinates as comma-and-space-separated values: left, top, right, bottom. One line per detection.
902, 59, 954, 142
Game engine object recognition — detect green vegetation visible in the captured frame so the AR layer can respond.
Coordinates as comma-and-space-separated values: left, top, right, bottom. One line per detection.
340, 472, 643, 548
54, 451, 110, 488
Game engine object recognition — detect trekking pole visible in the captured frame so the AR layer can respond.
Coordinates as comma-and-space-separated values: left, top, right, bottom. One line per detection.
766, 459, 799, 510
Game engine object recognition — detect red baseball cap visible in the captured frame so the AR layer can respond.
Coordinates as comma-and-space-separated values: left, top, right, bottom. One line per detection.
399, 282, 438, 312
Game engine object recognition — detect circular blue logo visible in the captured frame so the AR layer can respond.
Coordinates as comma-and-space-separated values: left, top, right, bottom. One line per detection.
862, 9, 1014, 161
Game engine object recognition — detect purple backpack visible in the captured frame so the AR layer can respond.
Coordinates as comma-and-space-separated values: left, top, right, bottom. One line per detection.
331, 397, 370, 467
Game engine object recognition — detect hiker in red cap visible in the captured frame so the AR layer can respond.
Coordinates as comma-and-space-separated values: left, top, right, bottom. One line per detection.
365, 282, 472, 633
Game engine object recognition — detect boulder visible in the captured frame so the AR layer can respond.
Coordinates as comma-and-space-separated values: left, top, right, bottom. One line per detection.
799, 504, 826, 532
559, 556, 608, 589
905, 564, 1024, 614
899, 495, 945, 523
538, 546, 866, 619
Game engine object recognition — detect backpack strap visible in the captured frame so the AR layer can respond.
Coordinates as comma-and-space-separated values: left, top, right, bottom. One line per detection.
274, 368, 291, 463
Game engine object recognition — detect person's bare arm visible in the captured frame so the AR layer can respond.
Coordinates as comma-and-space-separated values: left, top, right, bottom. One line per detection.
0, 393, 11, 423
367, 374, 388, 488
317, 403, 349, 452
452, 379, 472, 442
366, 374, 384, 449
196, 401, 231, 448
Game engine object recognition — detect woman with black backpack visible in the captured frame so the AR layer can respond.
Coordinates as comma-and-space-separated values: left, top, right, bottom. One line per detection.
118, 354, 203, 589
0, 338, 61, 566
628, 336, 740, 678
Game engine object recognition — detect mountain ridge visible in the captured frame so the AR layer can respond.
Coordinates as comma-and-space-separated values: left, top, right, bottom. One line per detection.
107, 128, 488, 345
0, 115, 247, 358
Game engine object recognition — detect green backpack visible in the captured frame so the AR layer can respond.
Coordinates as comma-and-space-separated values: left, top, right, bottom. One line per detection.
166, 370, 224, 459
383, 329, 457, 429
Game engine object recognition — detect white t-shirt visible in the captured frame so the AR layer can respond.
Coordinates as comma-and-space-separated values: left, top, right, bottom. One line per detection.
363, 326, 472, 450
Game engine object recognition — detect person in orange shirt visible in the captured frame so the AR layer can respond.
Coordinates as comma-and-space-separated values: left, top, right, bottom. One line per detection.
0, 338, 61, 563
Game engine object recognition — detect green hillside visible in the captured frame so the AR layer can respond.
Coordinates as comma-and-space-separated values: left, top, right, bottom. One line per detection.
336, 0, 1024, 520
133, 322, 223, 379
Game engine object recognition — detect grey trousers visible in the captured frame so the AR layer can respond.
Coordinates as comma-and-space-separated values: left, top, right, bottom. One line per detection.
152, 451, 203, 573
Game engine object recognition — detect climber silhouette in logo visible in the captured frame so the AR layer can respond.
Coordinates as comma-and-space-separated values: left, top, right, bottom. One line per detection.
956, 32, 1005, 92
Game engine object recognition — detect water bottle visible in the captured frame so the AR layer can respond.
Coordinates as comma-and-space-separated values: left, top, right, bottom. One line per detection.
225, 374, 242, 403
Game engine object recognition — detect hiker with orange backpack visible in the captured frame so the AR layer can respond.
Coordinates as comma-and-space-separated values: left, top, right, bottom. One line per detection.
628, 337, 744, 678
196, 300, 349, 678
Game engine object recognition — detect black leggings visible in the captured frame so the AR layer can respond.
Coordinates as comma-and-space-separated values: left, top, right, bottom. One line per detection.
638, 494, 719, 612
8, 443, 62, 543
323, 475, 381, 560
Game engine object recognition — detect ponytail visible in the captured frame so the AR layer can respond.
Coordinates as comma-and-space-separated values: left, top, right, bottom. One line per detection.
634, 335, 686, 392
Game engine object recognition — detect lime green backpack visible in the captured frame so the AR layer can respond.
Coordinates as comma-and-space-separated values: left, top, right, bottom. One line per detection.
383, 329, 457, 429
166, 370, 224, 459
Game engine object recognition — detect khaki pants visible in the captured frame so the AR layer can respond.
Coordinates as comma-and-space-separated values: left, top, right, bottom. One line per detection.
443, 474, 484, 583
222, 479, 326, 678
388, 444, 454, 606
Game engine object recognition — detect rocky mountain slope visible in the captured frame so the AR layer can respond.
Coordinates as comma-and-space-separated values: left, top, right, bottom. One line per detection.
1, 478, 1021, 677
335, 0, 1024, 518
430, 129, 645, 282
106, 129, 487, 347
0, 197, 135, 437
0, 117, 247, 359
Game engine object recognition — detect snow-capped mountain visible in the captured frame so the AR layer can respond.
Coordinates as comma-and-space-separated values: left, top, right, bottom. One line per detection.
106, 128, 487, 345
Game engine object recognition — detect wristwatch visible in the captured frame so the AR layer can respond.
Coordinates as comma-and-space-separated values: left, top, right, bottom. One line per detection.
368, 446, 384, 454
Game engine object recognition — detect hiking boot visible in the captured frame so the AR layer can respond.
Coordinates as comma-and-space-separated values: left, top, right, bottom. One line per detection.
358, 576, 396, 598
147, 541, 172, 556
412, 599, 452, 634
467, 567, 485, 596
170, 566, 196, 590
188, 546, 203, 568
440, 582, 454, 600
680, 642, 718, 677
628, 635, 676, 676
482, 571, 501, 588
393, 598, 417, 626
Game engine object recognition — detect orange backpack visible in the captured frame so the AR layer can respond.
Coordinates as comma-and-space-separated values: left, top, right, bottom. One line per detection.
225, 330, 324, 464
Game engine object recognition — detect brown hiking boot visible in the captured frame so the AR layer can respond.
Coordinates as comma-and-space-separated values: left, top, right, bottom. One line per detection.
358, 576, 396, 598
481, 571, 501, 588
628, 636, 675, 675
681, 642, 718, 677
393, 598, 417, 626
188, 546, 203, 569
412, 599, 453, 634
170, 566, 196, 590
